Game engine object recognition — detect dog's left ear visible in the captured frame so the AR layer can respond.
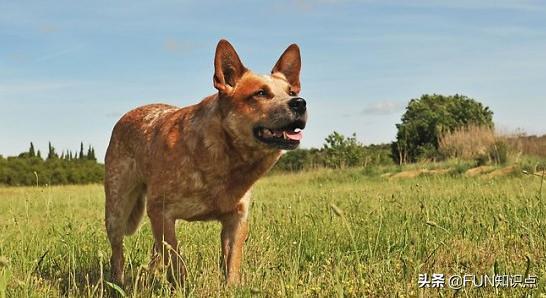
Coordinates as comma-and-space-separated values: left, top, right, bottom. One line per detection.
271, 44, 301, 92
214, 39, 247, 93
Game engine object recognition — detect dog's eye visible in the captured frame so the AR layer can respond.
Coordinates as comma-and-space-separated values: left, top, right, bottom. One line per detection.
288, 90, 297, 96
255, 90, 267, 97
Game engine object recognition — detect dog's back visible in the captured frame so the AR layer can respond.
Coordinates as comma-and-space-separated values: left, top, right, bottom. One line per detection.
106, 103, 177, 162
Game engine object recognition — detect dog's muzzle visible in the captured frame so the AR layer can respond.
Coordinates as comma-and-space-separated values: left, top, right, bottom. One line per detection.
288, 97, 306, 116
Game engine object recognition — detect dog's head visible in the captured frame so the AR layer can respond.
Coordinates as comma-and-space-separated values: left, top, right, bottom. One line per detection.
213, 39, 307, 151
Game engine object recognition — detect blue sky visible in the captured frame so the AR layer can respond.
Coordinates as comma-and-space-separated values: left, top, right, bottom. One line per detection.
1, 0, 545, 161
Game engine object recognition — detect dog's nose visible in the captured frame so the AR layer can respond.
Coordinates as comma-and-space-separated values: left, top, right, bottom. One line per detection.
288, 97, 306, 115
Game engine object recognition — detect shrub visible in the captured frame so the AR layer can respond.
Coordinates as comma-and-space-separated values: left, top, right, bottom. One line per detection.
489, 141, 509, 165
475, 154, 489, 166
392, 94, 494, 164
323, 132, 365, 168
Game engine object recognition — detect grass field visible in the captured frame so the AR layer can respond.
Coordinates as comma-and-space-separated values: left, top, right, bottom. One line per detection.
1, 168, 545, 297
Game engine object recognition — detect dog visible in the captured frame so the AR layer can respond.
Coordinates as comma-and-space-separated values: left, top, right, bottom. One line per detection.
104, 39, 307, 286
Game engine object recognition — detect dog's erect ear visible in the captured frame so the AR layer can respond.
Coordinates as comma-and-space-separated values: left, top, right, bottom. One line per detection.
213, 39, 247, 93
271, 44, 301, 92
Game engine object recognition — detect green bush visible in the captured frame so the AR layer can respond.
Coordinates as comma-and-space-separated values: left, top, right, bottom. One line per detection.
392, 94, 494, 164
475, 154, 489, 166
489, 141, 509, 165
518, 156, 546, 174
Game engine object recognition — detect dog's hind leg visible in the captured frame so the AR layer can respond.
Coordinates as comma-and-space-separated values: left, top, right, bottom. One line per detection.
104, 157, 145, 285
147, 199, 185, 286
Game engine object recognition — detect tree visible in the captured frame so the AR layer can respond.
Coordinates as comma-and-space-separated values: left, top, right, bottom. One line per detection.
391, 94, 493, 164
29, 142, 36, 157
79, 142, 85, 160
47, 142, 58, 160
87, 146, 96, 161
323, 132, 365, 168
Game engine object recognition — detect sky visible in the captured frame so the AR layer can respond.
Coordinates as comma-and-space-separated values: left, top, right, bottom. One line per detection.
1, 0, 545, 161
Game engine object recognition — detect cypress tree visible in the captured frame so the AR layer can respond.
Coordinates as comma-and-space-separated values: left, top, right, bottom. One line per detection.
79, 142, 84, 160
29, 142, 36, 157
87, 146, 97, 161
47, 142, 58, 160
37, 150, 42, 159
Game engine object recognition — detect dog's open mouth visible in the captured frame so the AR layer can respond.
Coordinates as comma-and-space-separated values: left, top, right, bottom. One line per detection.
253, 121, 305, 150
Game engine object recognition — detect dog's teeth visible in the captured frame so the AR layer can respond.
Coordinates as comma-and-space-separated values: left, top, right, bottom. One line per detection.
294, 128, 302, 133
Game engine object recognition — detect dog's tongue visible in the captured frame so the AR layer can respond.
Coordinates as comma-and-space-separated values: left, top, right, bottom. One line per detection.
285, 130, 303, 141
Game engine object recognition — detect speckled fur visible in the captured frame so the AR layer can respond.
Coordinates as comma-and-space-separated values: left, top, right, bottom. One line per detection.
104, 39, 304, 286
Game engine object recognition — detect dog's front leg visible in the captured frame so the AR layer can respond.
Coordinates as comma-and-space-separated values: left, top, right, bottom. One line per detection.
221, 215, 248, 285
148, 204, 185, 286
220, 196, 250, 286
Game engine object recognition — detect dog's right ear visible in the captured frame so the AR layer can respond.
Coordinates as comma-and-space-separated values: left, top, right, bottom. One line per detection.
213, 39, 247, 93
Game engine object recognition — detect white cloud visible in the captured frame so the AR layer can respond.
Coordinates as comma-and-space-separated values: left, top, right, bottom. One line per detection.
38, 23, 59, 33
35, 44, 85, 62
163, 39, 196, 54
361, 100, 405, 115
0, 81, 76, 96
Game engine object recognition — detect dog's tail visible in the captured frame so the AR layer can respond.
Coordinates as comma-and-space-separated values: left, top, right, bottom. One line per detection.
125, 192, 145, 235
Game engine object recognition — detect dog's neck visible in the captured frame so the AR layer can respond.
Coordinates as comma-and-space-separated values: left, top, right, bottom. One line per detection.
180, 94, 281, 201
190, 93, 282, 170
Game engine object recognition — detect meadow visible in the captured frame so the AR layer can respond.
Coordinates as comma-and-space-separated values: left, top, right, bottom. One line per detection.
1, 168, 545, 297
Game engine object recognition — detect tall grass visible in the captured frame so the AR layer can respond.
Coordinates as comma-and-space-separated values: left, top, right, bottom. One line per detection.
505, 134, 546, 158
0, 169, 545, 296
437, 125, 545, 165
438, 125, 496, 161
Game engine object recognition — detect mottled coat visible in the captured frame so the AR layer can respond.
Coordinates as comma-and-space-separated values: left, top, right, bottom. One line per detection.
104, 39, 306, 286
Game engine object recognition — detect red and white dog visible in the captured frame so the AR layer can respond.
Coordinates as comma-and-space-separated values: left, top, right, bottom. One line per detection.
104, 39, 307, 286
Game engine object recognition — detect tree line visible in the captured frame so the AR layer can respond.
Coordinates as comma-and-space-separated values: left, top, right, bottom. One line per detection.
0, 142, 103, 186
274, 132, 394, 171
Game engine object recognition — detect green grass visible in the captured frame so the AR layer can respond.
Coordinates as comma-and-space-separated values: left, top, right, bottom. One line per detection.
1, 168, 545, 297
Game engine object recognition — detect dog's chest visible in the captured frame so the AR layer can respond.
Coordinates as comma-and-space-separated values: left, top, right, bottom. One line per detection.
165, 183, 247, 221
156, 158, 272, 221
